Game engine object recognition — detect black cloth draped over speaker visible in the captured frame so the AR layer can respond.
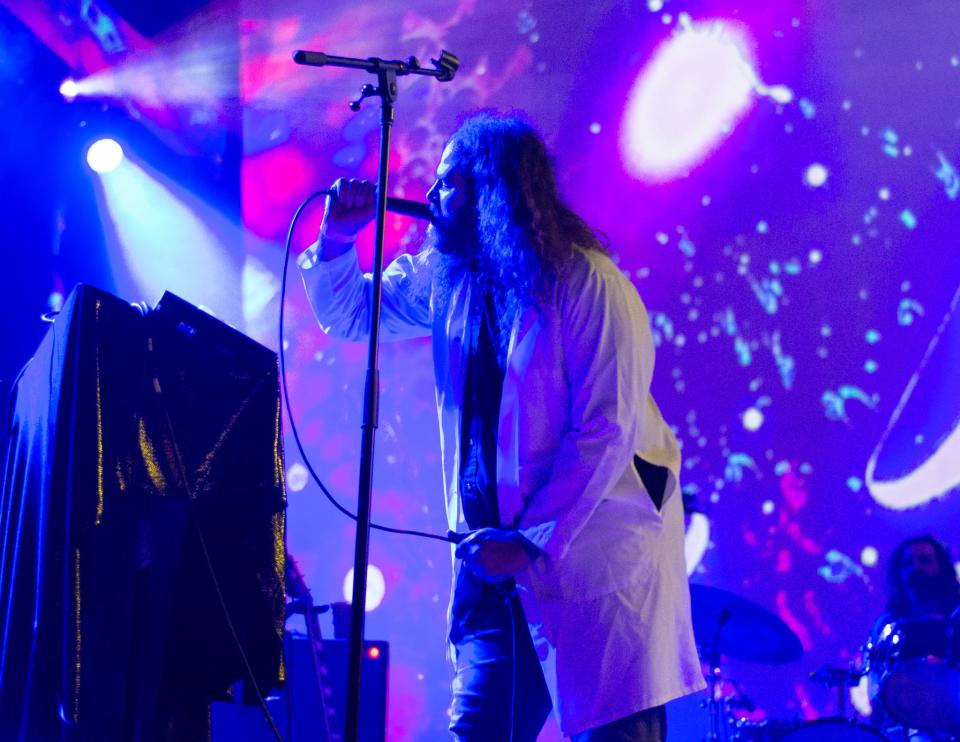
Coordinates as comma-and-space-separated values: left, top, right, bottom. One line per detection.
0, 284, 286, 741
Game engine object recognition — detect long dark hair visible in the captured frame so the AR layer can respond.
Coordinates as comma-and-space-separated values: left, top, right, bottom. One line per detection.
885, 535, 960, 616
442, 112, 606, 335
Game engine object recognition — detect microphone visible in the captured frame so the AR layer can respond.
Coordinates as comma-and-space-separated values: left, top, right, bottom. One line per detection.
319, 189, 434, 222
385, 196, 434, 222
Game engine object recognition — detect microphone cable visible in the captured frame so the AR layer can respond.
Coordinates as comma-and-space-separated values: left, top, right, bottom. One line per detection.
279, 190, 453, 545
281, 192, 526, 740
503, 584, 518, 742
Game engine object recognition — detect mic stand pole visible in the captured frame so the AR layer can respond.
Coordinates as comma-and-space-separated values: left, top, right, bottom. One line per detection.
292, 48, 459, 742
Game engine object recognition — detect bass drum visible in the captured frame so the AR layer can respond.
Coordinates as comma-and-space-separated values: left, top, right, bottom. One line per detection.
868, 610, 960, 732
879, 659, 960, 734
780, 718, 888, 740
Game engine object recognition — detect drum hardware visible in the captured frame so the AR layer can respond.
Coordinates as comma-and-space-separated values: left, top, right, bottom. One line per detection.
690, 585, 805, 741
809, 663, 865, 718
732, 717, 888, 741
864, 611, 960, 736
685, 585, 960, 741
776, 718, 889, 740
690, 585, 804, 666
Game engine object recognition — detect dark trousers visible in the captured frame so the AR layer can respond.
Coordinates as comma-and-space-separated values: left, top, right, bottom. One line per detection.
448, 573, 666, 741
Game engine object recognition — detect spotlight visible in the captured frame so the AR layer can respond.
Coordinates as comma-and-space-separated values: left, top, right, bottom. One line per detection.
86, 138, 124, 173
60, 78, 79, 102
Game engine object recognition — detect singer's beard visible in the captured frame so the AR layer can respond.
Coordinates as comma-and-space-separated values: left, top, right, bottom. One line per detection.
422, 211, 482, 310
426, 203, 480, 260
421, 213, 522, 362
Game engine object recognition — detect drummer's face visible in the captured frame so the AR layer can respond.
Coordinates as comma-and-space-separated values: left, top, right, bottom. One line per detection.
902, 541, 940, 581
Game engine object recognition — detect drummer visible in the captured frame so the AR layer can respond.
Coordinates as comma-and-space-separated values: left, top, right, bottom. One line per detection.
865, 535, 960, 735
881, 535, 960, 621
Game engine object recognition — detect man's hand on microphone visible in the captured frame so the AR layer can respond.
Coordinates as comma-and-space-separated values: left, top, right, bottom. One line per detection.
318, 177, 376, 259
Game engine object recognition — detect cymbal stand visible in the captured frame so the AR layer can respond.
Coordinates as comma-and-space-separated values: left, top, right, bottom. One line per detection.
809, 663, 864, 718
704, 608, 733, 741
704, 646, 734, 741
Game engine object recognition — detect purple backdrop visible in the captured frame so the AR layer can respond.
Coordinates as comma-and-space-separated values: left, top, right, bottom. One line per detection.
5, 0, 960, 739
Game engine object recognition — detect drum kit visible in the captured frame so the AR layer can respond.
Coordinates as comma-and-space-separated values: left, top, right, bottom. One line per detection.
690, 585, 960, 741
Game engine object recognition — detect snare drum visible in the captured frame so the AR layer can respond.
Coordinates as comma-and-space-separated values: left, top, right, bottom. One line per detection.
735, 717, 887, 741
733, 718, 800, 740
866, 612, 960, 733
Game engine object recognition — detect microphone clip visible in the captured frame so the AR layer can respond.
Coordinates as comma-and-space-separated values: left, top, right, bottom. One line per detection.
349, 83, 379, 112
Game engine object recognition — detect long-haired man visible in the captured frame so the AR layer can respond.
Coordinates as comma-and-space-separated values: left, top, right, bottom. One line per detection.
300, 112, 704, 741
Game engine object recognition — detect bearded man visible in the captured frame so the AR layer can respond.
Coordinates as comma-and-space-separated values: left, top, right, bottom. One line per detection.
299, 113, 704, 741
863, 536, 960, 735
883, 536, 960, 620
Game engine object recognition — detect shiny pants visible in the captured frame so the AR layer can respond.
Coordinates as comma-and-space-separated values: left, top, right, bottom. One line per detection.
449, 582, 666, 742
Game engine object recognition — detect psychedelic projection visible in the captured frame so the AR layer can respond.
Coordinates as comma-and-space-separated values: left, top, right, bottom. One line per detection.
7, 0, 960, 739
241, 2, 960, 737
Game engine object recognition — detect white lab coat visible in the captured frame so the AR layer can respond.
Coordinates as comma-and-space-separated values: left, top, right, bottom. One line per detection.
300, 244, 705, 735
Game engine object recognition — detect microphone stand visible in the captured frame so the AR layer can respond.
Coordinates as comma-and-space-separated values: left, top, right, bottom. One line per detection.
292, 48, 459, 742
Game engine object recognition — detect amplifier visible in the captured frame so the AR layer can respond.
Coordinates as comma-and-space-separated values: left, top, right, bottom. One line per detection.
212, 634, 388, 742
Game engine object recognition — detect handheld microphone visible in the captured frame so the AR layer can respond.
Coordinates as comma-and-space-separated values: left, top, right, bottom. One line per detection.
319, 189, 434, 222
384, 196, 434, 222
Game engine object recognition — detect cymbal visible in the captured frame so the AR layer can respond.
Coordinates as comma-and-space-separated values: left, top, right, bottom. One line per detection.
690, 584, 803, 665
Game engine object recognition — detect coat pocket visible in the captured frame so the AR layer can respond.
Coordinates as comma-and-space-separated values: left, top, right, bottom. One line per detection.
633, 454, 668, 511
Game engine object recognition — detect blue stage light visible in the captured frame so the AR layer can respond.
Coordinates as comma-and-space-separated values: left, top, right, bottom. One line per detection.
59, 78, 79, 101
86, 138, 124, 173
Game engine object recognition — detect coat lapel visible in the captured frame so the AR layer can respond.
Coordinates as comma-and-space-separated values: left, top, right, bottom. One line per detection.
435, 274, 472, 531
497, 305, 541, 527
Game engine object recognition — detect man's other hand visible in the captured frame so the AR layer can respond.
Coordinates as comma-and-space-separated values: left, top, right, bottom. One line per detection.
455, 528, 538, 582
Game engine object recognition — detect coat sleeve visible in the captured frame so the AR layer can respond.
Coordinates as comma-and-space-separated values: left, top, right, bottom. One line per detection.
518, 255, 658, 562
299, 243, 433, 341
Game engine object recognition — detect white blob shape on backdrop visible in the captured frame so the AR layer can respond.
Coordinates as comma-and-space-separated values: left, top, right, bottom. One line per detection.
742, 406, 764, 431
343, 564, 387, 611
684, 512, 710, 575
620, 20, 759, 182
804, 162, 829, 187
286, 462, 309, 493
866, 282, 960, 509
